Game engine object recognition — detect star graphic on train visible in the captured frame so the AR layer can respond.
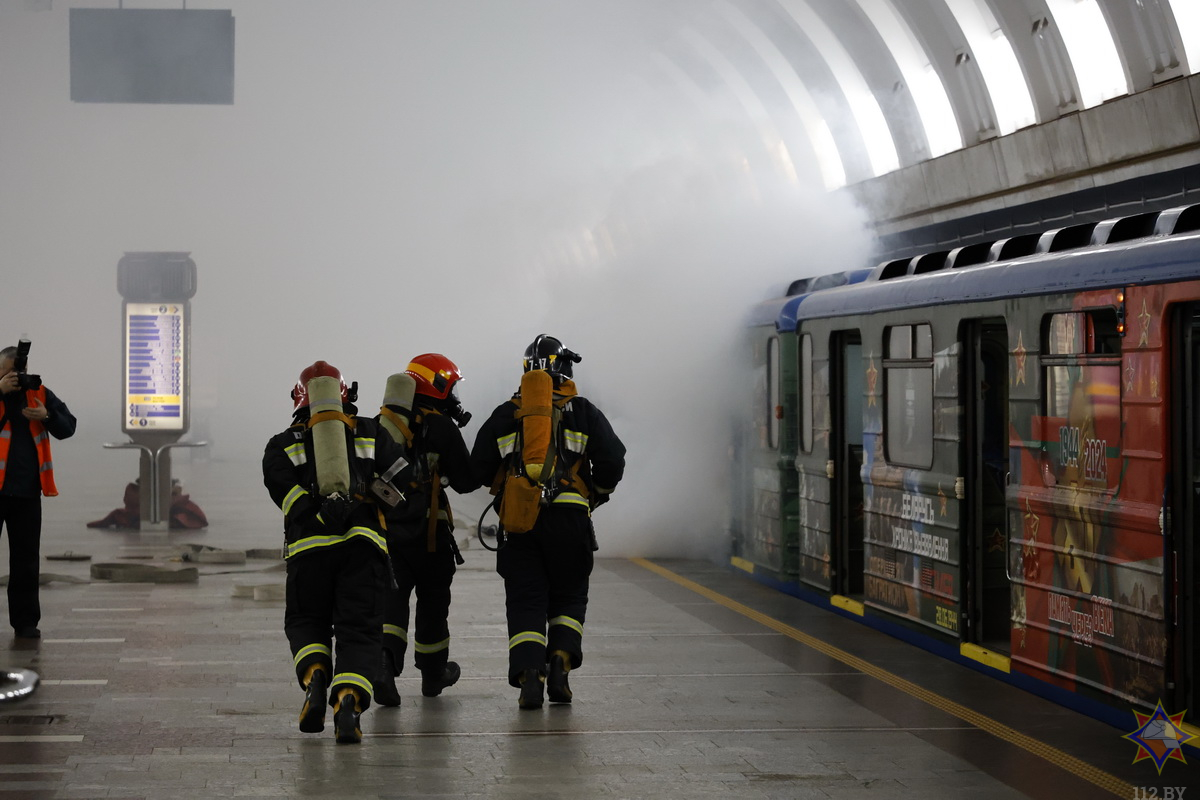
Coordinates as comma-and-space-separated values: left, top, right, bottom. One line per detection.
1138, 298, 1152, 347
986, 528, 1005, 553
865, 358, 878, 406
1022, 500, 1041, 581
1013, 332, 1027, 385
1122, 700, 1196, 774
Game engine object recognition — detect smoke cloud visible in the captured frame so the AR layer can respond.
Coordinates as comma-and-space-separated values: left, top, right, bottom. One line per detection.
0, 1, 872, 557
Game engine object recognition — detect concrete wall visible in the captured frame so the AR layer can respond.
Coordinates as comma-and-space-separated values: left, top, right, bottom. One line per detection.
845, 74, 1200, 237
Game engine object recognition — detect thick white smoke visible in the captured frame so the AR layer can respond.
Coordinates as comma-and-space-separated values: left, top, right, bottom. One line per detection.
0, 1, 874, 558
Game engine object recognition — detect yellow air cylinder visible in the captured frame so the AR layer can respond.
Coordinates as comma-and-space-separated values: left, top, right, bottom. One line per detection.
379, 372, 416, 444
308, 375, 352, 495
520, 369, 554, 482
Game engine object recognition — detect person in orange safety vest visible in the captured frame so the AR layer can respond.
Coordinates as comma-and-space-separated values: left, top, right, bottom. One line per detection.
0, 343, 76, 640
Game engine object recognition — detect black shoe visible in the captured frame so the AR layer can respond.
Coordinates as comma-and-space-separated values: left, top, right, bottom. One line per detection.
14, 627, 41, 639
374, 651, 402, 707
518, 668, 544, 710
334, 692, 362, 744
298, 668, 328, 733
421, 661, 461, 697
547, 654, 572, 704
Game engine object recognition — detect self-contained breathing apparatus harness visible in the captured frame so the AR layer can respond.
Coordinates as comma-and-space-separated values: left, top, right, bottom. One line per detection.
477, 383, 593, 552
380, 403, 465, 565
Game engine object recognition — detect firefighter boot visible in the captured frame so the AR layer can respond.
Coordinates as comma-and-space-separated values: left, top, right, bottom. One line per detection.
547, 650, 573, 704
518, 668, 544, 710
333, 688, 363, 744
421, 661, 461, 697
298, 664, 329, 733
374, 650, 402, 707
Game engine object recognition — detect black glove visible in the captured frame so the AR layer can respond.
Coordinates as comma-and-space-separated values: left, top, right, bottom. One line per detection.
319, 492, 357, 531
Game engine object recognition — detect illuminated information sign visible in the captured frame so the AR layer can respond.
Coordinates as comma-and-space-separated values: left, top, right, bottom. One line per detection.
124, 302, 185, 431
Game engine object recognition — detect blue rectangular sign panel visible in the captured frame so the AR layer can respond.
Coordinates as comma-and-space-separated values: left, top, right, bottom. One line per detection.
124, 302, 185, 432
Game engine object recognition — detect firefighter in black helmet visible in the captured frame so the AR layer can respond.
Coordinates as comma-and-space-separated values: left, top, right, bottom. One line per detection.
470, 335, 626, 709
262, 361, 413, 744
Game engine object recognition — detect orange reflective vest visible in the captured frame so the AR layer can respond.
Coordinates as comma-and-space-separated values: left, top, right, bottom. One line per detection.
0, 386, 59, 497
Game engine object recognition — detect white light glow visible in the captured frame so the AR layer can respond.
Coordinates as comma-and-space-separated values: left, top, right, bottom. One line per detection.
681, 26, 807, 186
1045, 0, 1128, 106
716, 1, 845, 189
854, 0, 962, 157
1167, 0, 1200, 74
946, 0, 1037, 134
777, 0, 900, 176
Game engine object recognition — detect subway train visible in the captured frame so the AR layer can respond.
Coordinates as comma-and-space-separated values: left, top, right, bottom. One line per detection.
732, 203, 1200, 728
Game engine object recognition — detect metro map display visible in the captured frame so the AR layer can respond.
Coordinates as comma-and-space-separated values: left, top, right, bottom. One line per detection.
124, 302, 185, 432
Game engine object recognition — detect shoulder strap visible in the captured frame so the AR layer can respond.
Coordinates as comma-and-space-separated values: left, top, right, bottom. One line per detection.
378, 406, 414, 447
426, 464, 440, 552
536, 406, 561, 487
307, 409, 357, 429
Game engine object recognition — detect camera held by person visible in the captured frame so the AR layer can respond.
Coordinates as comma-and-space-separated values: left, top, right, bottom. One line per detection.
12, 340, 41, 392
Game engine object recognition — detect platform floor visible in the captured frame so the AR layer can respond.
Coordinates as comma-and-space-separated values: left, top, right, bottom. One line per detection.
2, 474, 1197, 799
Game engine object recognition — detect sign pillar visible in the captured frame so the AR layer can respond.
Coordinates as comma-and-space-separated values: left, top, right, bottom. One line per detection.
109, 252, 205, 530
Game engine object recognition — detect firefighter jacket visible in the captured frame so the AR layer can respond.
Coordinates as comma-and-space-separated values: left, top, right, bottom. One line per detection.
470, 382, 626, 511
0, 385, 76, 498
379, 398, 480, 530
262, 410, 412, 560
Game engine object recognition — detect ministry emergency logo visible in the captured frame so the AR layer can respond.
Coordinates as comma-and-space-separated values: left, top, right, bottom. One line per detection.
1122, 700, 1196, 775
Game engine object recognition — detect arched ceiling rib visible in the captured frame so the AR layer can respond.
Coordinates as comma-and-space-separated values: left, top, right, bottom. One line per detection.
645, 0, 1199, 191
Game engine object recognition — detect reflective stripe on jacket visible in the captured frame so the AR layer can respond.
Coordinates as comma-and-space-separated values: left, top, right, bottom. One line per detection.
0, 386, 58, 497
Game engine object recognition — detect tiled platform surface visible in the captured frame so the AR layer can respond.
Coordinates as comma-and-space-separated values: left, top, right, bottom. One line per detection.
0, 461, 1194, 799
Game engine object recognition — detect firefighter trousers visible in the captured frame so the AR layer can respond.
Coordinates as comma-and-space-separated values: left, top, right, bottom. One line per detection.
496, 505, 594, 687
382, 522, 457, 675
284, 538, 387, 709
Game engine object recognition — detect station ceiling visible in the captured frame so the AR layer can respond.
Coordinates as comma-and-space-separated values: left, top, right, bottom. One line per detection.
652, 0, 1198, 192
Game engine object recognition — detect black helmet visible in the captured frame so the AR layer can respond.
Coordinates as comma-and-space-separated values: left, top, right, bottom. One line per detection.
523, 334, 582, 380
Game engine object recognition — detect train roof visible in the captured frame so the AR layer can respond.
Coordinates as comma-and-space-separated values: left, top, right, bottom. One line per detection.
776, 204, 1200, 332
747, 268, 872, 327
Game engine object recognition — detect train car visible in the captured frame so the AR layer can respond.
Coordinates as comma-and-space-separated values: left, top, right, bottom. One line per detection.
731, 205, 1200, 726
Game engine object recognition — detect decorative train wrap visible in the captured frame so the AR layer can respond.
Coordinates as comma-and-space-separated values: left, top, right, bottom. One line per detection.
731, 206, 1200, 728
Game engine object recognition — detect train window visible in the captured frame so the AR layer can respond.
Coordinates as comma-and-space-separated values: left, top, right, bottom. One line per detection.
888, 326, 912, 359
1047, 313, 1085, 355
768, 335, 781, 450
1042, 312, 1122, 486
885, 324, 934, 468
915, 325, 932, 358
1046, 310, 1122, 356
800, 334, 813, 453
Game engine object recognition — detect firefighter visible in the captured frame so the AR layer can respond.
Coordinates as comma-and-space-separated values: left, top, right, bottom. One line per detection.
470, 335, 626, 709
262, 361, 412, 744
373, 354, 481, 707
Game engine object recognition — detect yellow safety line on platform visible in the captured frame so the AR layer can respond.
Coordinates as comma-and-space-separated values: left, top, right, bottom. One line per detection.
630, 557, 1132, 799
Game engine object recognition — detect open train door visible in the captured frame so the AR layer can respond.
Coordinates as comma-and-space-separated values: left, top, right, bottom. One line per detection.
831, 331, 865, 600
962, 319, 1012, 654
1170, 306, 1199, 720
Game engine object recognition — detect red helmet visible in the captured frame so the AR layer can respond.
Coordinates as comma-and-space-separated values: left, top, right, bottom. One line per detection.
291, 360, 348, 410
404, 353, 463, 401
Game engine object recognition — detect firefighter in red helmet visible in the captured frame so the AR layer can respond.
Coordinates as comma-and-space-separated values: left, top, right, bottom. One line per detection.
373, 353, 481, 707
262, 360, 413, 743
